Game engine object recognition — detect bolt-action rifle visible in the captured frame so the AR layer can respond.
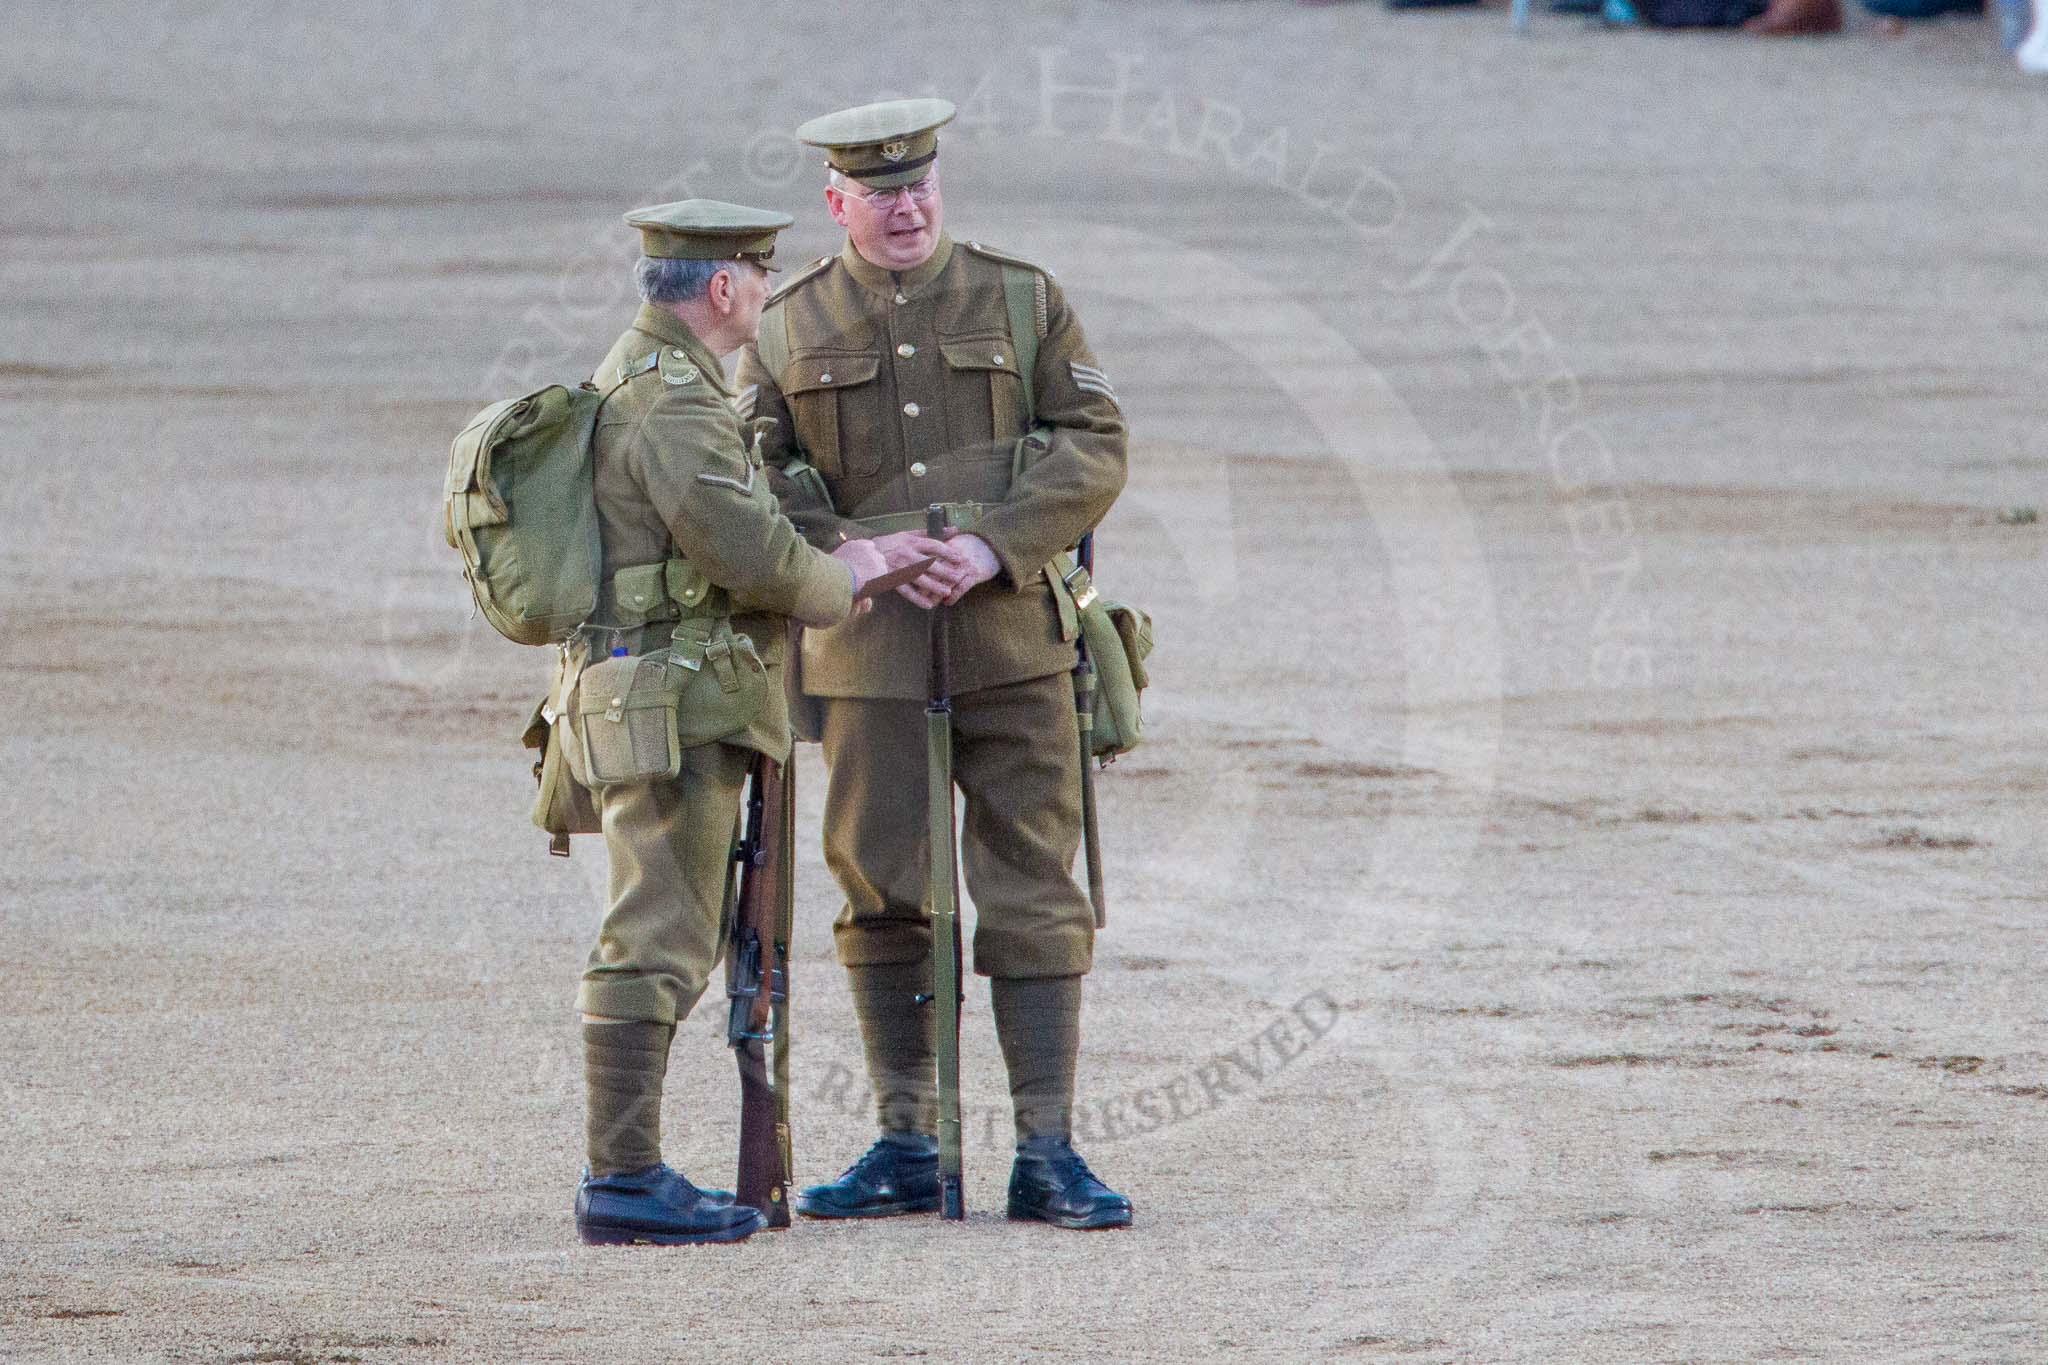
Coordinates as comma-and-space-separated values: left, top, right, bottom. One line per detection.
727, 753, 793, 1228
923, 503, 967, 1221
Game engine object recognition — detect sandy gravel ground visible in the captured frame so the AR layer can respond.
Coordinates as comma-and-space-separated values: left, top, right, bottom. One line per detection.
4, 3, 2045, 1361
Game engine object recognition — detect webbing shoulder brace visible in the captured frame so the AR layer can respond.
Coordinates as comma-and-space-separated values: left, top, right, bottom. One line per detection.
756, 257, 834, 507
999, 263, 1041, 422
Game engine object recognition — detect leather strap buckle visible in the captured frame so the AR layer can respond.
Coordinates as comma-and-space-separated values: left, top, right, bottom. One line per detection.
1060, 562, 1100, 612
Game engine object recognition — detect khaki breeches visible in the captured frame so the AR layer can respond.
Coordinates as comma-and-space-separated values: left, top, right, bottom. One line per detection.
820, 671, 1093, 979
575, 740, 752, 1024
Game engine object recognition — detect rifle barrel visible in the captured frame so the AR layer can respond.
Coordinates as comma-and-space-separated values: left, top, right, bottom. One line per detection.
926, 502, 965, 1221
927, 504, 951, 704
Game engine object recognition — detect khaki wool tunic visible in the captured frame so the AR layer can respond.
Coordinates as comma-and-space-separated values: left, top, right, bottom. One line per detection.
589, 305, 855, 756
736, 234, 1127, 979
736, 234, 1128, 698
574, 304, 852, 1024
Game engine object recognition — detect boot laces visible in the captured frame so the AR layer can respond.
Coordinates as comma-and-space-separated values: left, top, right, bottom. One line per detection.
841, 1137, 922, 1181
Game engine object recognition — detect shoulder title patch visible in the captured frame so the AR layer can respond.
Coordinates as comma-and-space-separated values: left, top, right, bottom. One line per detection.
657, 347, 700, 387
961, 239, 1044, 275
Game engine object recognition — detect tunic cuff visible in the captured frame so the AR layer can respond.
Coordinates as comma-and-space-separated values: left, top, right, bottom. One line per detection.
791, 553, 856, 628
970, 522, 1036, 593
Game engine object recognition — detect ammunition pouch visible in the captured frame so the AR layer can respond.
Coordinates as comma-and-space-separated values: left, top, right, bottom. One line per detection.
594, 557, 727, 629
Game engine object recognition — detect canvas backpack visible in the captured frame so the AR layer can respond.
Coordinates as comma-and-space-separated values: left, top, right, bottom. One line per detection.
442, 382, 614, 646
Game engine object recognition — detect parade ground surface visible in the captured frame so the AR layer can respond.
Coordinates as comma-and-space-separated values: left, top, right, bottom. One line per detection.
5, 3, 2044, 1362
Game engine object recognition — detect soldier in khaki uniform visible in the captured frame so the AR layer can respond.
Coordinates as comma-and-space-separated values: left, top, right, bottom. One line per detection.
568, 200, 940, 1246
736, 100, 1133, 1229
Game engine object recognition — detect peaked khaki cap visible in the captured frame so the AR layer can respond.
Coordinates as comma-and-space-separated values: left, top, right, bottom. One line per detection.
795, 98, 956, 188
623, 198, 794, 268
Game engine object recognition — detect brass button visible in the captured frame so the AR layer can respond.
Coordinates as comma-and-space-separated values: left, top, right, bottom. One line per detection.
631, 592, 647, 605
818, 371, 831, 383
894, 291, 908, 304
670, 349, 686, 358
897, 343, 915, 358
910, 461, 927, 478
993, 353, 1005, 365
902, 401, 920, 417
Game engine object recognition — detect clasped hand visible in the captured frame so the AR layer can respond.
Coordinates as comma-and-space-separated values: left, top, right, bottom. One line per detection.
870, 528, 998, 608
830, 530, 994, 614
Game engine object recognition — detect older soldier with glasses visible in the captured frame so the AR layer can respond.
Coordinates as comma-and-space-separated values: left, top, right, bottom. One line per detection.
736, 99, 1133, 1229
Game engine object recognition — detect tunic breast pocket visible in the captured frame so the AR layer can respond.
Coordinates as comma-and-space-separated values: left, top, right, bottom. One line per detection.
782, 354, 882, 479
939, 340, 1026, 448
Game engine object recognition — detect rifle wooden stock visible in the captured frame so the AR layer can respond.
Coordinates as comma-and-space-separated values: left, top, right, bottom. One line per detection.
926, 503, 966, 1222
728, 754, 792, 1229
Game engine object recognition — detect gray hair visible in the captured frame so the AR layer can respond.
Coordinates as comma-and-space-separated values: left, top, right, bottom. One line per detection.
634, 255, 755, 305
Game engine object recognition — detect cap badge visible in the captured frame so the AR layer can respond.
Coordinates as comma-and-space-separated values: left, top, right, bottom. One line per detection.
880, 139, 910, 162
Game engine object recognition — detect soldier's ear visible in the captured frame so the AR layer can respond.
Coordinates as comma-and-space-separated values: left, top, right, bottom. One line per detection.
707, 266, 735, 314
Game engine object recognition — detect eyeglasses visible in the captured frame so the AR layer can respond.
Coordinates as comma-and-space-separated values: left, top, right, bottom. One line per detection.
840, 174, 939, 210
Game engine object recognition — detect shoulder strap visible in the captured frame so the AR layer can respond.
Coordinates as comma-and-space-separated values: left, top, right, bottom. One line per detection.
1000, 264, 1039, 428
768, 253, 834, 305
608, 349, 659, 392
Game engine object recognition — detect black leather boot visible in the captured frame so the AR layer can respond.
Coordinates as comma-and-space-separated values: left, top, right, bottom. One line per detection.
1006, 1137, 1132, 1230
575, 1164, 766, 1246
793, 1133, 940, 1218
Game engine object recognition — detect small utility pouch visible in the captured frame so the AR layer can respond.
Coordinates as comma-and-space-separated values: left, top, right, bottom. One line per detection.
523, 695, 601, 852
1080, 596, 1153, 760
568, 653, 685, 788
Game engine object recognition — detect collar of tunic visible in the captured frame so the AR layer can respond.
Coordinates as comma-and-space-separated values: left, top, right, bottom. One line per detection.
838, 232, 955, 301
627, 303, 732, 396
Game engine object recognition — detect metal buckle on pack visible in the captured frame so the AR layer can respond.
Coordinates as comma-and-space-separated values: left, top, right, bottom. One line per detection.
669, 623, 709, 670
1061, 563, 1099, 612
704, 636, 742, 693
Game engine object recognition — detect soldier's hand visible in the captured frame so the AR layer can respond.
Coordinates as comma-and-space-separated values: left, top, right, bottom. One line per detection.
936, 530, 1001, 605
830, 539, 890, 617
870, 530, 960, 609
